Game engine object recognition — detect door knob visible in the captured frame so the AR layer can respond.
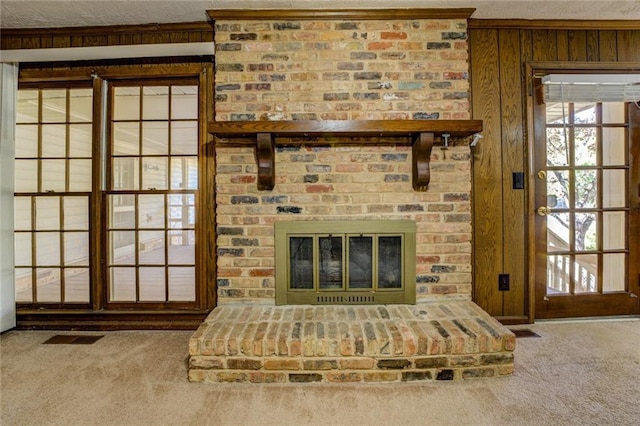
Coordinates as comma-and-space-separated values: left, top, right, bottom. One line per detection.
537, 206, 552, 216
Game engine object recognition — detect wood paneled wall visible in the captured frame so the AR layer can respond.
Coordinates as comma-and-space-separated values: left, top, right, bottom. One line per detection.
0, 22, 213, 50
468, 20, 640, 322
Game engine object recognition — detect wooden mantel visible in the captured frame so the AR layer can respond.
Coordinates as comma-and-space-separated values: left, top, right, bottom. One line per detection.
209, 120, 483, 191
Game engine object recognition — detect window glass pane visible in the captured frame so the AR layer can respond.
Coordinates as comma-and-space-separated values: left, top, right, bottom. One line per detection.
108, 195, 135, 229
36, 267, 61, 302
546, 128, 569, 166
575, 213, 597, 251
14, 197, 32, 230
602, 102, 625, 124
14, 233, 32, 266
36, 233, 60, 266
112, 157, 139, 190
547, 170, 569, 209
378, 236, 402, 289
63, 196, 88, 230
171, 86, 198, 119
574, 127, 597, 166
64, 232, 89, 266
168, 196, 195, 229
139, 194, 165, 229
547, 255, 570, 294
139, 267, 165, 301
603, 212, 626, 250
143, 86, 169, 120
112, 122, 140, 155
14, 160, 38, 193
69, 124, 93, 157
575, 170, 597, 209
573, 103, 596, 124
138, 230, 165, 264
110, 267, 136, 301
35, 197, 60, 230
348, 236, 372, 289
41, 159, 66, 192
168, 267, 195, 301
603, 170, 626, 208
16, 90, 38, 123
141, 157, 167, 190
42, 89, 66, 123
110, 231, 135, 265
319, 236, 342, 289
68, 159, 92, 192
547, 212, 570, 252
15, 124, 38, 157
69, 89, 93, 123
171, 121, 198, 155
603, 254, 625, 292
168, 230, 195, 264
15, 270, 33, 302
574, 254, 597, 293
602, 128, 625, 166
41, 124, 66, 158
289, 237, 313, 290
64, 268, 90, 303
113, 87, 139, 120
171, 157, 198, 189
142, 122, 168, 155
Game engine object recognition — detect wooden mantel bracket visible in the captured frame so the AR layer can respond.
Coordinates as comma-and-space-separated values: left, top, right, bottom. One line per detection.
412, 132, 434, 191
209, 120, 483, 191
256, 133, 275, 190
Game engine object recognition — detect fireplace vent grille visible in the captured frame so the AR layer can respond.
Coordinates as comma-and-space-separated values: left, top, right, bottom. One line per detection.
317, 295, 375, 304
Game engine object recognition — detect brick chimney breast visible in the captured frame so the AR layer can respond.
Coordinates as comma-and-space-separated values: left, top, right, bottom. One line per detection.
214, 16, 472, 305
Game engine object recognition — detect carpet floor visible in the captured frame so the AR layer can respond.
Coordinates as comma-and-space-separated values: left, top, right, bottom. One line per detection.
1, 318, 639, 426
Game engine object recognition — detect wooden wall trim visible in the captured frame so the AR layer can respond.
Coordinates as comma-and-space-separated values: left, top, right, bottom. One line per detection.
469, 19, 640, 30
207, 8, 476, 21
0, 21, 213, 38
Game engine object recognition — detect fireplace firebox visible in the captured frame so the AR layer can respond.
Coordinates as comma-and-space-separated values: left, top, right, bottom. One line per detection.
275, 221, 416, 305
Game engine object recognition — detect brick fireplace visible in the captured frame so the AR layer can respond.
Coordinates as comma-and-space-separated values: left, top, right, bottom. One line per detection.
188, 9, 515, 383
213, 11, 474, 304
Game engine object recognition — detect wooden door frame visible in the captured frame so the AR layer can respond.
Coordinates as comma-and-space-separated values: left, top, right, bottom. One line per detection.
525, 61, 640, 320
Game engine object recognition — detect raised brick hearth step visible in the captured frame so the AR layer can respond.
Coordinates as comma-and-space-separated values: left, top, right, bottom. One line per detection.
188, 301, 515, 383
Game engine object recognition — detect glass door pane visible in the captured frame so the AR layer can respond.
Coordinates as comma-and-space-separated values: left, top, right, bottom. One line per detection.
543, 101, 629, 297
319, 236, 343, 289
348, 236, 372, 289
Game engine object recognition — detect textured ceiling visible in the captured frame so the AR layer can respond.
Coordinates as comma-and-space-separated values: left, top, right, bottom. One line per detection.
1, 0, 640, 29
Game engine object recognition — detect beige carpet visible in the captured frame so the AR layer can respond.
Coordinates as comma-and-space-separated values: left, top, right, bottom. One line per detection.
1, 318, 639, 426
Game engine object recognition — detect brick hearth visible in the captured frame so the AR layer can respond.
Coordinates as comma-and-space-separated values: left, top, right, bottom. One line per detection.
188, 301, 515, 383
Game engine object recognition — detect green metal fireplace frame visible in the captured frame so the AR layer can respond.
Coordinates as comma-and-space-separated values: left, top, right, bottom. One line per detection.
275, 220, 416, 305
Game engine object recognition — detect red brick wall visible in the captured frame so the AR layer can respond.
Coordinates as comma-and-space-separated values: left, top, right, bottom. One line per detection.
214, 18, 472, 304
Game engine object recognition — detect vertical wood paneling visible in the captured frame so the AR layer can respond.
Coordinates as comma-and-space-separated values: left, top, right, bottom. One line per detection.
616, 31, 640, 61
586, 31, 600, 61
599, 31, 618, 61
21, 37, 41, 49
568, 30, 587, 61
532, 30, 558, 61
471, 25, 640, 322
497, 29, 526, 317
556, 30, 569, 61
470, 29, 504, 316
52, 36, 71, 49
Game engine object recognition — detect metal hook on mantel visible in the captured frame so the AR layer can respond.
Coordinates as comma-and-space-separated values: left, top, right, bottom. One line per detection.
440, 133, 450, 159
470, 133, 483, 148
